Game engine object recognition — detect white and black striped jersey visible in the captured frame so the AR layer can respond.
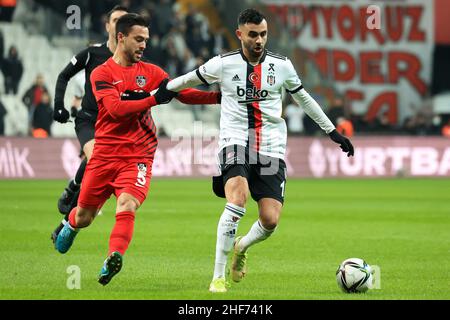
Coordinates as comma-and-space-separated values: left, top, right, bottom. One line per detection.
167, 49, 335, 160
195, 49, 334, 159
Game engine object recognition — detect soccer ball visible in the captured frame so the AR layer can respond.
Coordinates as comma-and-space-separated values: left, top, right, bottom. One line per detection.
336, 258, 373, 293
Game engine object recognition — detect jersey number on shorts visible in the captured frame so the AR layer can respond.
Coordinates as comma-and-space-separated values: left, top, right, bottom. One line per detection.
280, 181, 285, 198
135, 171, 146, 187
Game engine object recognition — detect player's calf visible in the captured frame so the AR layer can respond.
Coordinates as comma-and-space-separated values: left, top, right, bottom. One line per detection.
74, 207, 97, 228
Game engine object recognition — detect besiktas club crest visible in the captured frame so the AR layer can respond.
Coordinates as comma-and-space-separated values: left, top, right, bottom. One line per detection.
137, 163, 147, 173
267, 74, 276, 86
136, 75, 146, 87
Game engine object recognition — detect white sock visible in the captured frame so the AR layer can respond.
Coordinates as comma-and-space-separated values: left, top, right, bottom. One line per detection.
213, 203, 245, 280
237, 220, 275, 253
67, 222, 77, 231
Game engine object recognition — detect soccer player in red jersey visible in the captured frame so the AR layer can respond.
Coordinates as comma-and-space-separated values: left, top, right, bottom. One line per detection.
55, 13, 220, 285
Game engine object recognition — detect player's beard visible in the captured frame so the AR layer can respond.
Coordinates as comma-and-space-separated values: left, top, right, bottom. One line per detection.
125, 48, 143, 63
244, 41, 264, 60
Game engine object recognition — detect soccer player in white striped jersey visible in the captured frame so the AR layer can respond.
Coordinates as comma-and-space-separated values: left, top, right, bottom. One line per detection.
166, 8, 354, 293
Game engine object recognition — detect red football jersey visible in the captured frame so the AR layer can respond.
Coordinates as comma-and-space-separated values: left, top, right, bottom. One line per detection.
90, 58, 219, 160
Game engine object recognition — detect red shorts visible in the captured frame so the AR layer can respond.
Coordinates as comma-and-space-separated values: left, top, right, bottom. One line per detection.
78, 157, 153, 210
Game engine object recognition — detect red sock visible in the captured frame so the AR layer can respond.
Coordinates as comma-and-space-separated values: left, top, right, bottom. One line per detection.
108, 211, 135, 256
68, 207, 78, 228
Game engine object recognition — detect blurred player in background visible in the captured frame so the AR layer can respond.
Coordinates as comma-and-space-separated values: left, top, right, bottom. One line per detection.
51, 5, 128, 243
167, 8, 354, 293
55, 13, 221, 286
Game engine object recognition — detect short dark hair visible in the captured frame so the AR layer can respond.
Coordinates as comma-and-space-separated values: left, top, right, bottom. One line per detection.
106, 5, 128, 22
115, 13, 149, 40
238, 8, 265, 26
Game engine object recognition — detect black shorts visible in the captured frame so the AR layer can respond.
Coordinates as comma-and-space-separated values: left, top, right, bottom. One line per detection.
212, 145, 287, 204
74, 114, 95, 150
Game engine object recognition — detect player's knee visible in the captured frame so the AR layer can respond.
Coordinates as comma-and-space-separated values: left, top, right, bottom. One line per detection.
261, 220, 278, 231
117, 195, 139, 213
260, 214, 279, 231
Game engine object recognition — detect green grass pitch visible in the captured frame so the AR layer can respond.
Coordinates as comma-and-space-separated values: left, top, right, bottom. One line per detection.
0, 178, 449, 300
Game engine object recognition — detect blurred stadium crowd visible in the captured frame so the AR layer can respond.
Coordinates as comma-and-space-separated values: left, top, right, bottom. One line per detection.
0, 0, 449, 139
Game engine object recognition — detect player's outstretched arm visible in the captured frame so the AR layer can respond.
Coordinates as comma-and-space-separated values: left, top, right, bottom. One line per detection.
166, 69, 205, 92
177, 88, 221, 105
284, 58, 354, 156
53, 49, 89, 123
164, 56, 222, 105
290, 88, 335, 133
91, 67, 160, 119
290, 88, 354, 157
156, 71, 220, 105
167, 55, 221, 93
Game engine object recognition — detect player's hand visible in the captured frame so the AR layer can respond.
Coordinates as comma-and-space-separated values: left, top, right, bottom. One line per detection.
328, 129, 354, 157
53, 106, 70, 123
154, 78, 178, 104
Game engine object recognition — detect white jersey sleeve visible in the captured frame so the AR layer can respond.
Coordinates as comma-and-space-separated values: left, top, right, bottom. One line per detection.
292, 89, 335, 134
283, 59, 335, 134
197, 55, 222, 85
282, 58, 303, 93
166, 55, 223, 92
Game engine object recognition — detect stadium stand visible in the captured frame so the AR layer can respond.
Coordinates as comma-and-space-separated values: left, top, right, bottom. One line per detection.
0, 0, 449, 138
0, 0, 224, 138
0, 21, 76, 136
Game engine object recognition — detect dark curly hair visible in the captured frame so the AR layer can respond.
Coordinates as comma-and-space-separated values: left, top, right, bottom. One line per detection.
237, 8, 266, 26
115, 13, 149, 40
